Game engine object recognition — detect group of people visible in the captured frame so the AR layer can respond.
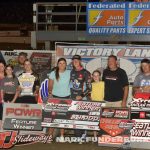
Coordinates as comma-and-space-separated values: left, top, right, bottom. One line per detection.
0, 51, 149, 141
0, 52, 40, 123
48, 54, 149, 142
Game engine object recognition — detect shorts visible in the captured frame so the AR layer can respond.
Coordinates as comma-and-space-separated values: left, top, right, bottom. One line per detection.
4, 93, 15, 102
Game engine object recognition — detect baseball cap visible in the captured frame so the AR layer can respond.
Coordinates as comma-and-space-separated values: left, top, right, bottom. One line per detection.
72, 55, 81, 60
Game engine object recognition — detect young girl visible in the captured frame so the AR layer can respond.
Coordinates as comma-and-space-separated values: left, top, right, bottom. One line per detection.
91, 70, 104, 101
91, 70, 105, 140
1, 64, 19, 103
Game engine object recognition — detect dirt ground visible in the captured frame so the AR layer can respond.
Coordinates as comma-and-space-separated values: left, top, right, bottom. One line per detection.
10, 142, 144, 150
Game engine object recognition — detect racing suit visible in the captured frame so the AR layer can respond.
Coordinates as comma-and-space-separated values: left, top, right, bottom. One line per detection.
70, 67, 92, 140
70, 68, 92, 100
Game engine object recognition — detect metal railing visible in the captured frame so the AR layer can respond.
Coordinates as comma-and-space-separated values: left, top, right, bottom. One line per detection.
33, 2, 86, 31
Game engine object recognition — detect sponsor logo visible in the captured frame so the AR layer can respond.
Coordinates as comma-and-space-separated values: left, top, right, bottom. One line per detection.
6, 108, 42, 117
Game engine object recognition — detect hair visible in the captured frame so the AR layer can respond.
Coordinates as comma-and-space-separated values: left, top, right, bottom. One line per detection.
108, 55, 117, 61
5, 64, 15, 78
0, 60, 6, 66
140, 58, 150, 73
19, 52, 27, 57
92, 70, 101, 82
24, 59, 31, 65
55, 58, 67, 81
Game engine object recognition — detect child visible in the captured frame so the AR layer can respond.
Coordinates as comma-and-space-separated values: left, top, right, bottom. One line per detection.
1, 64, 19, 103
91, 70, 105, 141
91, 70, 104, 102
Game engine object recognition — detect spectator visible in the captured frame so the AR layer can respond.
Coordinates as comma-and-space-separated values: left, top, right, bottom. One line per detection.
133, 58, 150, 95
16, 59, 40, 104
14, 52, 27, 77
102, 55, 129, 107
1, 64, 19, 103
48, 58, 71, 142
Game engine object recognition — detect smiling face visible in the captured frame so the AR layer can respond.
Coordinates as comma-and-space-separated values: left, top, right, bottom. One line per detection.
18, 55, 27, 65
72, 59, 81, 69
5, 66, 13, 76
141, 62, 150, 74
0, 63, 5, 73
92, 71, 101, 82
57, 60, 67, 71
24, 60, 32, 72
108, 57, 118, 70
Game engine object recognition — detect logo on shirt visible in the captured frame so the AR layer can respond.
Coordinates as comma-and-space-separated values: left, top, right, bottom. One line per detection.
141, 79, 150, 86
105, 76, 118, 81
4, 82, 15, 87
72, 79, 80, 89
78, 74, 83, 80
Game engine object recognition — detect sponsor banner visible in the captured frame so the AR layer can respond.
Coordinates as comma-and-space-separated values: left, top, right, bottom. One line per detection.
0, 131, 52, 149
130, 98, 150, 110
87, 2, 126, 34
42, 98, 104, 130
87, 2, 150, 34
3, 103, 42, 131
130, 119, 150, 142
128, 3, 150, 34
56, 44, 150, 83
98, 107, 131, 147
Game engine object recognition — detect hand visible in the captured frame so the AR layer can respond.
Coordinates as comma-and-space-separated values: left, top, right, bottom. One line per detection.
76, 96, 82, 100
121, 101, 127, 108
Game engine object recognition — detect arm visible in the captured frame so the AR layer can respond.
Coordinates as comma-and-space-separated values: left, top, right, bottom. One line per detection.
1, 90, 4, 103
121, 70, 129, 107
80, 71, 92, 98
11, 87, 20, 103
48, 79, 54, 97
122, 85, 129, 107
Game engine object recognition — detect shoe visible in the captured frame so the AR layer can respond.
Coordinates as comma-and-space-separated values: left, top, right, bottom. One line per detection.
59, 136, 65, 143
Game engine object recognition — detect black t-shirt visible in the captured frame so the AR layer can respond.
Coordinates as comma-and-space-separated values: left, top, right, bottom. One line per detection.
102, 68, 129, 102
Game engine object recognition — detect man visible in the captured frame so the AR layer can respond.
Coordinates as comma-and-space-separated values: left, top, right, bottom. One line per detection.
70, 55, 92, 100
14, 52, 27, 77
133, 58, 150, 96
102, 55, 129, 107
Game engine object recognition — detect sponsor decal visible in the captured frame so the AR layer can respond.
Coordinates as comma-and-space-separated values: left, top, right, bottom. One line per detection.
0, 131, 52, 149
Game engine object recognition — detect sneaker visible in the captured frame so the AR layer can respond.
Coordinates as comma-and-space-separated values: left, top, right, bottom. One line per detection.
59, 136, 65, 143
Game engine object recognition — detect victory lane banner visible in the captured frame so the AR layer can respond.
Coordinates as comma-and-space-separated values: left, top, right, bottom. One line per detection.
98, 107, 132, 147
3, 103, 42, 131
42, 98, 105, 130
56, 43, 150, 83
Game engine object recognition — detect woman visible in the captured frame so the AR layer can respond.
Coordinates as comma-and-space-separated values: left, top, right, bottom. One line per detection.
0, 61, 5, 129
48, 58, 70, 142
1, 64, 19, 103
16, 59, 40, 104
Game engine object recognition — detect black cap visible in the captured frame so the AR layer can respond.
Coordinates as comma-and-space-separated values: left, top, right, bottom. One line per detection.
72, 55, 81, 60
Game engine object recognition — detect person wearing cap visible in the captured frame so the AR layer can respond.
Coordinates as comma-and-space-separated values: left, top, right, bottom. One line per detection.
14, 52, 28, 77
70, 55, 92, 101
70, 55, 92, 143
133, 58, 150, 95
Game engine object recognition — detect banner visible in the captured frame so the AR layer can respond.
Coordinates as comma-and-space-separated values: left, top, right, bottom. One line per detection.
98, 107, 131, 147
87, 2, 150, 34
87, 2, 126, 34
3, 103, 42, 131
42, 98, 105, 130
56, 43, 150, 83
